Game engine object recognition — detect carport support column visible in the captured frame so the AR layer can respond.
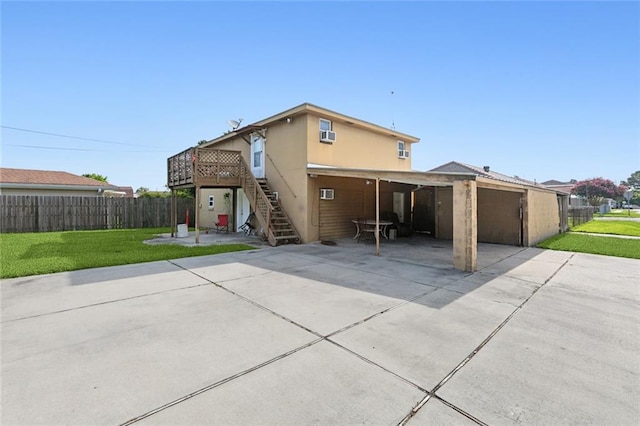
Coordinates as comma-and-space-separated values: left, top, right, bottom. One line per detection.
453, 180, 477, 272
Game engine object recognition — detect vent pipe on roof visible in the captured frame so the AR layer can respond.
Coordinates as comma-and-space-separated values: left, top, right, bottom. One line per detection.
483, 166, 490, 172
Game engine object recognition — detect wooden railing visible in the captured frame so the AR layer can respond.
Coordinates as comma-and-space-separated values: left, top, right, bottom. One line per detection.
167, 148, 242, 189
167, 147, 293, 246
238, 156, 278, 246
167, 147, 195, 188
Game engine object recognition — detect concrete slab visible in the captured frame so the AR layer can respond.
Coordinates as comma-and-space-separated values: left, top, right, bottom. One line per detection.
3, 240, 637, 425
551, 252, 640, 299
408, 397, 479, 425
443, 272, 540, 308
136, 341, 426, 425
330, 287, 519, 391
437, 254, 640, 425
1, 261, 204, 322
221, 264, 438, 336
1, 283, 316, 425
480, 249, 574, 284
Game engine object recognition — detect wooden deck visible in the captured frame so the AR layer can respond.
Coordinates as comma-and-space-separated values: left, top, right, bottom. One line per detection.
167, 148, 243, 189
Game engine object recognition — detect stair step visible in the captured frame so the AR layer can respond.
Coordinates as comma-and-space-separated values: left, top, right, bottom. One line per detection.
274, 235, 298, 240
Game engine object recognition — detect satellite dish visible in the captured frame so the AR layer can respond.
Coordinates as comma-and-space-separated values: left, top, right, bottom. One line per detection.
226, 118, 243, 130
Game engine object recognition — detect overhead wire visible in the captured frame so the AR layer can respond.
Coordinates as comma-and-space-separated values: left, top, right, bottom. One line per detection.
1, 125, 160, 148
2, 143, 169, 153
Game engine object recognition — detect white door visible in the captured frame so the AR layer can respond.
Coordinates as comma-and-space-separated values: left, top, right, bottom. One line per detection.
393, 192, 405, 223
251, 134, 265, 178
236, 189, 251, 232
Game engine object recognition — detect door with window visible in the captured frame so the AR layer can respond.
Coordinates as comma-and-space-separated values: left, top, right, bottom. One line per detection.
251, 134, 264, 178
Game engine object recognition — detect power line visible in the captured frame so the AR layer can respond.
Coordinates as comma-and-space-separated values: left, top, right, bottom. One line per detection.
1, 125, 158, 148
3, 143, 169, 153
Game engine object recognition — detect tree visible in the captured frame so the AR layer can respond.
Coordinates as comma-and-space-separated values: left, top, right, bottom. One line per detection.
622, 171, 640, 206
572, 178, 626, 207
83, 173, 108, 182
622, 171, 640, 188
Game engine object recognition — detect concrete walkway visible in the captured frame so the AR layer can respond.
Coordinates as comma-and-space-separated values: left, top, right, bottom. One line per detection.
2, 239, 639, 425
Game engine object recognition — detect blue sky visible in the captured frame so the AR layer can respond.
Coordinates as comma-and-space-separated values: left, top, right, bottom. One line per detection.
2, 1, 638, 191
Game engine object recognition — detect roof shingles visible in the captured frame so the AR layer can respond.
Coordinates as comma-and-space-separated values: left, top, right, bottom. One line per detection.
0, 168, 109, 187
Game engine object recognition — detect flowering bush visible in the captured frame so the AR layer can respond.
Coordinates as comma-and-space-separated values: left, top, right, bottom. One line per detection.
572, 178, 627, 207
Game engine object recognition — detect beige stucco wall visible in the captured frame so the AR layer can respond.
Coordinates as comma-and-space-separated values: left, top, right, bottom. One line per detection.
526, 188, 561, 245
262, 116, 310, 242
306, 112, 413, 171
198, 188, 232, 229
452, 180, 478, 272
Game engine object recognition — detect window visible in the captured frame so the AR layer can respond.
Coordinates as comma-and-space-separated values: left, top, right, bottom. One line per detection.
320, 119, 332, 131
254, 151, 262, 167
208, 195, 215, 210
320, 188, 335, 200
319, 119, 336, 143
398, 141, 409, 159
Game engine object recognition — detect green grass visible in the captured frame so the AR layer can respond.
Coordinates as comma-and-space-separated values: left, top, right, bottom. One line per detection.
571, 220, 640, 236
600, 210, 640, 218
0, 228, 256, 279
537, 233, 640, 259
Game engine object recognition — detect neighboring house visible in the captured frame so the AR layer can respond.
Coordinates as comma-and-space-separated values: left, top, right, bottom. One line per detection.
0, 168, 120, 196
167, 103, 568, 272
541, 179, 588, 207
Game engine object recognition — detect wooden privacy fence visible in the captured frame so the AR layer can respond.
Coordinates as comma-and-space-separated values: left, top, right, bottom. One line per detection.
0, 195, 195, 233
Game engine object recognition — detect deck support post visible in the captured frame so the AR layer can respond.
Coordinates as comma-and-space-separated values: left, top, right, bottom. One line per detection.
195, 185, 200, 244
171, 189, 176, 237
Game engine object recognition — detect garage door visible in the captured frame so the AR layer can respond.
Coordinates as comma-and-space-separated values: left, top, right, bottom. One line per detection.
477, 188, 522, 245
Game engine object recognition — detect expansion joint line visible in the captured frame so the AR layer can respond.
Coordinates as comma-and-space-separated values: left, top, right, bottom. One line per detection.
168, 260, 323, 338
398, 254, 574, 425
1, 282, 214, 323
119, 338, 323, 425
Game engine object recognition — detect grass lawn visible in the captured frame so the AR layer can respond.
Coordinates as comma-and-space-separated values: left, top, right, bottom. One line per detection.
537, 233, 640, 259
571, 220, 640, 236
600, 210, 640, 218
0, 228, 256, 279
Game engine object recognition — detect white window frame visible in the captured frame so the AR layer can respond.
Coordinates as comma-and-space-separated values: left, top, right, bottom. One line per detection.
208, 195, 215, 210
398, 141, 409, 159
319, 119, 332, 131
319, 119, 336, 144
320, 188, 335, 200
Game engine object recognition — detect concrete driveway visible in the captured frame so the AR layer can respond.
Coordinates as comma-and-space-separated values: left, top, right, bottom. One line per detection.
2, 238, 639, 425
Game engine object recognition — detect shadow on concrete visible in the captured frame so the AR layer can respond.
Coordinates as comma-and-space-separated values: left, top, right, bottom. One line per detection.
7, 231, 548, 313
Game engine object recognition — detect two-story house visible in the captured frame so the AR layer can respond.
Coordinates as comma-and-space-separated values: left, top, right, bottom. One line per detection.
167, 103, 568, 272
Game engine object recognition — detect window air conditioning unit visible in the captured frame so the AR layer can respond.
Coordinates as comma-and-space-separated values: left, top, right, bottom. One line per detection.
320, 188, 335, 200
320, 130, 336, 143
398, 150, 410, 159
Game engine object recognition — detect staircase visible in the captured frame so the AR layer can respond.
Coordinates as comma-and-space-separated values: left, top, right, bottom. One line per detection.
238, 156, 300, 246
256, 179, 300, 246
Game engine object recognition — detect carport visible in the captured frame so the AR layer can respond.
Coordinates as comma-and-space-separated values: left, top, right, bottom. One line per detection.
307, 166, 568, 272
